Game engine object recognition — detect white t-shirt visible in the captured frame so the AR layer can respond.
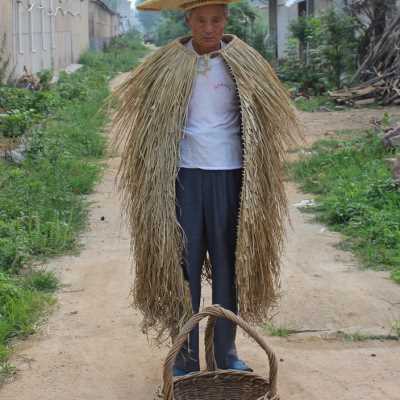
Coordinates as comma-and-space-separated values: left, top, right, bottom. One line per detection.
179, 39, 243, 170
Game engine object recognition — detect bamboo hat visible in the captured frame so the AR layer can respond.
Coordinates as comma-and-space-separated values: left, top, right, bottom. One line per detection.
136, 0, 239, 11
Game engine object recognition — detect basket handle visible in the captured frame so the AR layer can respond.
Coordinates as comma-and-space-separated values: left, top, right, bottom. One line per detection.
162, 305, 279, 400
204, 306, 278, 399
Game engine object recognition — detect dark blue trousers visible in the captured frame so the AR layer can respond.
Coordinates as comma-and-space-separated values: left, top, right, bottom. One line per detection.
174, 167, 243, 371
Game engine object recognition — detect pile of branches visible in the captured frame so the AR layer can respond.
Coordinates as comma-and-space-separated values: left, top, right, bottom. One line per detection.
330, 13, 400, 106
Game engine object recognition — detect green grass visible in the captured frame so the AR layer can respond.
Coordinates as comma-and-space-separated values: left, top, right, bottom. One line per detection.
0, 270, 56, 381
336, 320, 400, 341
289, 129, 400, 283
263, 322, 291, 337
294, 95, 339, 112
0, 32, 149, 379
79, 31, 148, 75
339, 331, 371, 342
336, 330, 399, 342
292, 95, 385, 112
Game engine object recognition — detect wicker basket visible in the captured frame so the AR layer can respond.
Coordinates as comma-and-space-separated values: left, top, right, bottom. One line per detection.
162, 305, 279, 400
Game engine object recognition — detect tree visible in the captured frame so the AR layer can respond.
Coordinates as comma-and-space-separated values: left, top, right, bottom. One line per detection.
135, 0, 161, 38
320, 9, 359, 88
155, 11, 188, 46
350, 0, 399, 62
281, 9, 359, 93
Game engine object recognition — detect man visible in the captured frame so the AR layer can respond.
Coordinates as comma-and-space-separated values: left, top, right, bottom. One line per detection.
172, 4, 248, 375
113, 0, 301, 377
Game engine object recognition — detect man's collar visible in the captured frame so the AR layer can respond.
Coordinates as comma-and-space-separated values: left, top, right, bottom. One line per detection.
186, 39, 226, 58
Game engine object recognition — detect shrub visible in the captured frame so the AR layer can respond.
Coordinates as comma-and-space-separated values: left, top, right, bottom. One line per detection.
56, 72, 89, 101
0, 87, 61, 137
108, 29, 144, 50
37, 69, 53, 91
0, 87, 37, 110
0, 109, 37, 138
280, 9, 359, 93
319, 9, 359, 88
22, 269, 59, 292
278, 38, 328, 95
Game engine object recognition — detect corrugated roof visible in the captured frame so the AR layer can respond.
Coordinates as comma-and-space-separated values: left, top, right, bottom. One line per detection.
91, 0, 120, 15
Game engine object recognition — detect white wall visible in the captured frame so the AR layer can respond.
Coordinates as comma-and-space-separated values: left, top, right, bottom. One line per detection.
89, 0, 119, 50
277, 0, 299, 59
6, 0, 89, 79
0, 1, 13, 82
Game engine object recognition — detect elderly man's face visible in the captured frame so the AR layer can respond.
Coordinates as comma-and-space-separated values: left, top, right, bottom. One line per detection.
187, 5, 227, 54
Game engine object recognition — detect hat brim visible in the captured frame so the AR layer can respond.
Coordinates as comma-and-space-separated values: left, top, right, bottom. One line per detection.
136, 0, 235, 12
136, 0, 176, 11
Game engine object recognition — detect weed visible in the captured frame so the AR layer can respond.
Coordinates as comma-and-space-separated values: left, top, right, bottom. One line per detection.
263, 322, 290, 337
37, 69, 53, 91
336, 330, 399, 342
0, 272, 55, 352
0, 109, 38, 137
391, 320, 400, 337
22, 269, 59, 292
294, 96, 339, 112
0, 362, 16, 384
340, 331, 370, 342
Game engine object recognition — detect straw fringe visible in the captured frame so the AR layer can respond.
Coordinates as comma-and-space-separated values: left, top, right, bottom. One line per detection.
220, 38, 301, 323
112, 41, 197, 339
112, 34, 302, 340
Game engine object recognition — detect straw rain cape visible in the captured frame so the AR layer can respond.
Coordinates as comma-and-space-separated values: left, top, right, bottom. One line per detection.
112, 34, 301, 340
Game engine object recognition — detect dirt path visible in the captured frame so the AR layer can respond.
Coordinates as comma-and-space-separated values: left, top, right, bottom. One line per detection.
1, 79, 400, 399
299, 106, 400, 144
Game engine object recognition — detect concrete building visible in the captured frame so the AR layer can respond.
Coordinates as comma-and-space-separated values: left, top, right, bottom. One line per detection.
115, 0, 136, 32
89, 0, 119, 50
0, 1, 13, 80
0, 0, 89, 80
0, 0, 134, 81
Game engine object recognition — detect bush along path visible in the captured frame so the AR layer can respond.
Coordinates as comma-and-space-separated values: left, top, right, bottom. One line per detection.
0, 32, 148, 380
289, 122, 400, 283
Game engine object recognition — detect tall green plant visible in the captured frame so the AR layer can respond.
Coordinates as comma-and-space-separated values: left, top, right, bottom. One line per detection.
226, 0, 268, 57
279, 38, 327, 95
279, 18, 327, 95
289, 15, 321, 60
155, 10, 189, 46
280, 9, 359, 93
319, 9, 359, 88
226, 0, 258, 43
